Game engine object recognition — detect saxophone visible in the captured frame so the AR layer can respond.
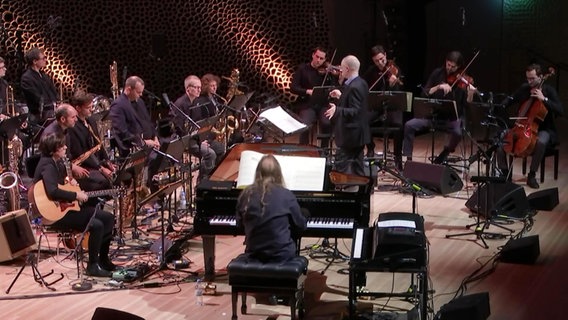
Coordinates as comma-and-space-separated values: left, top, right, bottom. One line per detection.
110, 61, 120, 100
223, 68, 244, 102
0, 85, 22, 211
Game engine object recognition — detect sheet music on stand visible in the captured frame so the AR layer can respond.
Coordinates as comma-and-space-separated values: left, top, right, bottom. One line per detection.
257, 105, 308, 141
412, 97, 458, 121
311, 86, 333, 106
369, 91, 413, 112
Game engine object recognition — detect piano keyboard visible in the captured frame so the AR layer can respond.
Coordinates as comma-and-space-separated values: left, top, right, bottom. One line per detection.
208, 216, 354, 230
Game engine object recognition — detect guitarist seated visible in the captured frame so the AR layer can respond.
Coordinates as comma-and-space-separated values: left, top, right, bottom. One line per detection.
32, 133, 115, 277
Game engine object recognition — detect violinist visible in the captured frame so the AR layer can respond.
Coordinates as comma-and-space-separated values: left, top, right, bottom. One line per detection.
290, 47, 338, 147
403, 50, 475, 164
363, 45, 404, 168
495, 63, 563, 188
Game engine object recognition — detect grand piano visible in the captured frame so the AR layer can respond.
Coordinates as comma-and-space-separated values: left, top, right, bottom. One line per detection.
194, 143, 372, 278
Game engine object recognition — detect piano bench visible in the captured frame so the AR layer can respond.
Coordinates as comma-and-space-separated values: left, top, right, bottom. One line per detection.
227, 254, 308, 320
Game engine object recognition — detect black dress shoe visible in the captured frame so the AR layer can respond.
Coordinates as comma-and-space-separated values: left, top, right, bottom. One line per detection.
433, 149, 450, 164
86, 263, 112, 277
527, 173, 540, 189
99, 258, 117, 271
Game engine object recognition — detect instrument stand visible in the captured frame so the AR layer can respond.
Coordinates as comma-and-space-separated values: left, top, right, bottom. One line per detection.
5, 251, 63, 294
114, 149, 150, 240
308, 237, 349, 275
141, 180, 197, 281
445, 177, 512, 249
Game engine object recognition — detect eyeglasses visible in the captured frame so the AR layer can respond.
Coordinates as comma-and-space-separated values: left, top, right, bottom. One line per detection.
187, 85, 201, 90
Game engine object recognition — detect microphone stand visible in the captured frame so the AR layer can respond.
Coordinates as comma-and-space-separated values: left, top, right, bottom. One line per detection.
162, 93, 201, 130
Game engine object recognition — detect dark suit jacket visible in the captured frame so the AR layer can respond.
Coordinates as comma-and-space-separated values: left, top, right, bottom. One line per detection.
20, 68, 58, 115
332, 76, 371, 148
68, 117, 108, 170
110, 93, 155, 153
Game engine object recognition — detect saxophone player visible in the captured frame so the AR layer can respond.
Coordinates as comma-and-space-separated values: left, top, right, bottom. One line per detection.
67, 90, 116, 193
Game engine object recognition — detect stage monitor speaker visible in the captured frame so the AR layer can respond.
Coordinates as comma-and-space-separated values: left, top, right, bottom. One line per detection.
91, 307, 145, 320
499, 235, 540, 264
465, 182, 530, 218
527, 188, 559, 211
403, 161, 463, 195
438, 292, 490, 320
0, 209, 37, 262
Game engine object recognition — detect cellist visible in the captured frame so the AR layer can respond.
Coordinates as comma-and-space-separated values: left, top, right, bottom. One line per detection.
496, 63, 563, 188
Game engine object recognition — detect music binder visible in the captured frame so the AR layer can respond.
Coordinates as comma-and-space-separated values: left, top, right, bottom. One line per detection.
368, 91, 413, 113
256, 105, 309, 140
412, 97, 458, 121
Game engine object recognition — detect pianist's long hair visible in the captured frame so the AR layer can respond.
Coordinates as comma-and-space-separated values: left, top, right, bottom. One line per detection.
238, 154, 285, 216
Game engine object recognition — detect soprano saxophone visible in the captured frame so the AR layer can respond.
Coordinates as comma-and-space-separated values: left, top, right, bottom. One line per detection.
1, 85, 22, 211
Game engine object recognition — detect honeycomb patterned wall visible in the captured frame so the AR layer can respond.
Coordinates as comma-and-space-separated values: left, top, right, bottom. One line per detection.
0, 0, 330, 106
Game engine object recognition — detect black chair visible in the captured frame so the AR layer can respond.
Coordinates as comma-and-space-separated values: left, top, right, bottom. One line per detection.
521, 144, 559, 183
227, 254, 308, 320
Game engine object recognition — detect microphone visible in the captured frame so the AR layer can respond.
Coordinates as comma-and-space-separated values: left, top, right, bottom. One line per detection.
162, 93, 172, 107
488, 91, 493, 104
122, 66, 128, 86
144, 89, 160, 100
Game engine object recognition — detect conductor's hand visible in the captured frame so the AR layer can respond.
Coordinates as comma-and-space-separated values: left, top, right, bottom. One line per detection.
76, 190, 88, 204
329, 89, 341, 99
324, 103, 336, 120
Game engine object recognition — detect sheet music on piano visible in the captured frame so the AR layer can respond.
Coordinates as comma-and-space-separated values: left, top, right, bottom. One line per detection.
258, 106, 307, 135
236, 150, 326, 191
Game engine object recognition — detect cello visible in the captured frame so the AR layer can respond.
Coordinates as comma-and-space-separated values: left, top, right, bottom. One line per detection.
503, 68, 555, 157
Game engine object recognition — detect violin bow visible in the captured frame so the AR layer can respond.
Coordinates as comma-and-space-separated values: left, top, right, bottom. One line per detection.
449, 49, 480, 90
321, 48, 338, 87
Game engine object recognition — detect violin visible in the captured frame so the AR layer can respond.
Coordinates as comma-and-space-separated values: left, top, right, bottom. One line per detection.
446, 71, 474, 89
369, 59, 403, 91
318, 61, 341, 76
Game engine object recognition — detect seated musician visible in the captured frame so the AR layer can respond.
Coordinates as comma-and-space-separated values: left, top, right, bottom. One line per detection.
41, 103, 91, 180
362, 45, 404, 169
495, 63, 563, 189
67, 90, 116, 193
20, 47, 58, 125
402, 51, 475, 164
236, 154, 307, 262
33, 133, 115, 277
171, 75, 223, 180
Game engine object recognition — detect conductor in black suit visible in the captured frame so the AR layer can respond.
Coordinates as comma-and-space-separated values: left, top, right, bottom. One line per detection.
325, 55, 370, 177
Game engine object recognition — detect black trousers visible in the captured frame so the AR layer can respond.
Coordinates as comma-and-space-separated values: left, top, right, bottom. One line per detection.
52, 205, 114, 263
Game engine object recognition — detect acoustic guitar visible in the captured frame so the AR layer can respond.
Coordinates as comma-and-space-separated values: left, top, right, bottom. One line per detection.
28, 181, 119, 225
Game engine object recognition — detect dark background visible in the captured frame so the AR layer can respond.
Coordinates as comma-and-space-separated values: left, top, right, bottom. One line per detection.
1, 0, 566, 115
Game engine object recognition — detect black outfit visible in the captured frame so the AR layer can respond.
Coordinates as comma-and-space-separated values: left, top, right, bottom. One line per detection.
496, 83, 563, 187
20, 68, 58, 123
290, 62, 335, 147
110, 93, 156, 157
236, 184, 307, 262
33, 156, 115, 276
403, 67, 468, 162
170, 94, 224, 179
331, 76, 371, 177
68, 117, 113, 192
0, 78, 7, 108
363, 65, 404, 166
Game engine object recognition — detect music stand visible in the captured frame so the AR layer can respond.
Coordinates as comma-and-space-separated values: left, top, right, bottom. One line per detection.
412, 97, 458, 162
256, 105, 309, 143
141, 179, 198, 280
310, 86, 333, 107
114, 148, 150, 240
368, 91, 412, 167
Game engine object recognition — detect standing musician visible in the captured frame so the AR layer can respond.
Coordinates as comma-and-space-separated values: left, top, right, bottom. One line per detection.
402, 51, 475, 164
290, 47, 337, 147
67, 90, 115, 192
171, 75, 220, 180
325, 55, 371, 177
20, 47, 59, 124
362, 45, 404, 169
33, 133, 115, 277
496, 63, 563, 189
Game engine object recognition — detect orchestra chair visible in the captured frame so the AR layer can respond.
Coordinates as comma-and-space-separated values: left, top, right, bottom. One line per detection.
35, 224, 84, 263
227, 254, 308, 320
368, 126, 400, 161
521, 143, 559, 183
91, 307, 144, 320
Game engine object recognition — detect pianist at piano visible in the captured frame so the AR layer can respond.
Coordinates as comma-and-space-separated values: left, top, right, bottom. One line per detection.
236, 154, 307, 262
